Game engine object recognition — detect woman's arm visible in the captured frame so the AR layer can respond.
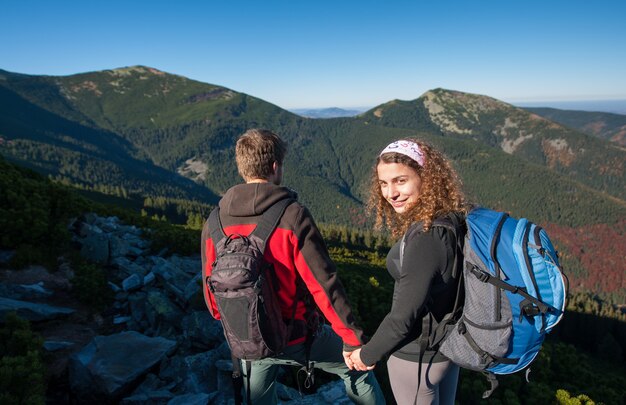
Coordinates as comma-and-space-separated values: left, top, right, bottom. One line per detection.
359, 230, 447, 366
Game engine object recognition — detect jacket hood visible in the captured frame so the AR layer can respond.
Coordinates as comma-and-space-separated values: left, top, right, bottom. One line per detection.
219, 183, 298, 217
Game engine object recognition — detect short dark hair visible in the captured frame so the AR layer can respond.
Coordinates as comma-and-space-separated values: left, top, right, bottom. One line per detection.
235, 129, 287, 180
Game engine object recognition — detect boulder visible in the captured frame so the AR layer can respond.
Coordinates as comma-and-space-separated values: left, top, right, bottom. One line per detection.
43, 340, 75, 351
145, 290, 185, 330
122, 274, 143, 292
167, 393, 215, 405
181, 311, 224, 348
68, 331, 177, 402
0, 250, 15, 264
159, 348, 225, 395
0, 282, 52, 300
110, 235, 146, 259
111, 257, 148, 278
80, 232, 110, 264
0, 297, 75, 322
120, 391, 174, 405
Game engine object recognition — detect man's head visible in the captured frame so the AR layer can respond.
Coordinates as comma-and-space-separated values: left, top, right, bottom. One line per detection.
235, 129, 286, 184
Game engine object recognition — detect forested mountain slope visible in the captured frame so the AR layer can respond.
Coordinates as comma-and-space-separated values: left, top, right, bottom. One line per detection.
1, 67, 625, 301
360, 89, 626, 201
524, 106, 626, 146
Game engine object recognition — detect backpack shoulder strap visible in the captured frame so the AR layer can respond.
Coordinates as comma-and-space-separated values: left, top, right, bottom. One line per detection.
399, 221, 423, 269
251, 198, 294, 252
433, 215, 466, 278
208, 207, 226, 246
400, 214, 466, 275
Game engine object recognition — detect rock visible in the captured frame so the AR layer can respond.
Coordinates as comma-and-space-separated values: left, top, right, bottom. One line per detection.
159, 350, 222, 395
182, 311, 224, 348
98, 216, 121, 233
110, 235, 146, 259
68, 331, 177, 402
118, 224, 143, 238
1, 265, 70, 290
145, 290, 184, 330
43, 340, 75, 351
151, 257, 193, 288
168, 255, 201, 276
183, 274, 202, 305
82, 212, 99, 225
0, 297, 75, 322
108, 281, 122, 293
143, 272, 156, 286
121, 391, 174, 405
128, 291, 148, 323
122, 274, 143, 292
275, 380, 353, 405
58, 213, 357, 405
132, 372, 176, 393
111, 257, 148, 277
21, 282, 51, 294
73, 221, 95, 238
0, 282, 52, 300
167, 393, 215, 405
57, 260, 75, 281
0, 250, 15, 264
79, 232, 110, 264
319, 380, 351, 403
114, 316, 133, 325
277, 383, 302, 401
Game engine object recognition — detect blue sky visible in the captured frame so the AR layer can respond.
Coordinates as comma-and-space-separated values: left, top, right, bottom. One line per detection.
2, 0, 625, 109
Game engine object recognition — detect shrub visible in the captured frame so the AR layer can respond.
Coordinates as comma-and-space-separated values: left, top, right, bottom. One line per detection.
71, 257, 114, 311
0, 313, 46, 405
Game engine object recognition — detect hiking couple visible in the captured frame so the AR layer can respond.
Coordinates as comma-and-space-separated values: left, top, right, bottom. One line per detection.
202, 129, 467, 405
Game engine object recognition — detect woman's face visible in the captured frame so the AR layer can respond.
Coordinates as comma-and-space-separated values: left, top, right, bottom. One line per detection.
377, 162, 422, 214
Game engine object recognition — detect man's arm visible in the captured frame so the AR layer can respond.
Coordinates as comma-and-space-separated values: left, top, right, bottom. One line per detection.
290, 205, 364, 349
201, 219, 220, 320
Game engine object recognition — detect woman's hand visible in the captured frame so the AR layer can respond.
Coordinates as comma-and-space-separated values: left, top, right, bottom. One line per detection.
349, 348, 375, 371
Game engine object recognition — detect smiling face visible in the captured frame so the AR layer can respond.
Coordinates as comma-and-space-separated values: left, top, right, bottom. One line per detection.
377, 161, 422, 214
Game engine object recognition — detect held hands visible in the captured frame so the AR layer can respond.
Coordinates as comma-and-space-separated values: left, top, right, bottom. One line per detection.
342, 349, 375, 371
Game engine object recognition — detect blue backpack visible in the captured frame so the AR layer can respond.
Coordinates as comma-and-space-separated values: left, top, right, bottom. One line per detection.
407, 208, 568, 398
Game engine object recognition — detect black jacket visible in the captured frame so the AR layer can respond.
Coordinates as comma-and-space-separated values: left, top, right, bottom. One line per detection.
360, 214, 464, 365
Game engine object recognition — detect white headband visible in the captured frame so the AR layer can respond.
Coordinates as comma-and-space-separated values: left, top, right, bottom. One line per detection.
380, 140, 426, 167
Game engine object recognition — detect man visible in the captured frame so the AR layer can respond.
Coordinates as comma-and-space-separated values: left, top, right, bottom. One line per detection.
201, 129, 384, 404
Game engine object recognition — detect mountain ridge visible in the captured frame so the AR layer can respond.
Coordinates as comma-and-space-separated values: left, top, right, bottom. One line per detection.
523, 106, 626, 146
1, 66, 625, 301
1, 66, 624, 218
360, 88, 626, 201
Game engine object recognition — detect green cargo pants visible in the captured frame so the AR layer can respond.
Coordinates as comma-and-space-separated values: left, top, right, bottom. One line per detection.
241, 325, 385, 404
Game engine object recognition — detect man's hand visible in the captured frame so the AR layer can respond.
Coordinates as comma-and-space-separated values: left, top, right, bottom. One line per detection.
349, 348, 375, 371
342, 350, 355, 370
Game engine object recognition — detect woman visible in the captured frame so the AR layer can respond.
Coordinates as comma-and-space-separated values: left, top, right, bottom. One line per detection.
347, 139, 469, 405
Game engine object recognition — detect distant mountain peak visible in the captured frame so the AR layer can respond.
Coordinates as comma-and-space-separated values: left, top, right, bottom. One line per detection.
418, 88, 563, 138
423, 88, 509, 110
106, 66, 167, 77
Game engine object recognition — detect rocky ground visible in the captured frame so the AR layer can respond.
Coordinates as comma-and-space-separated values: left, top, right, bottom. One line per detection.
0, 214, 353, 404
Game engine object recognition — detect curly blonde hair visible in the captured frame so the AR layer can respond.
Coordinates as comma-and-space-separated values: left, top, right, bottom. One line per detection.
367, 138, 470, 238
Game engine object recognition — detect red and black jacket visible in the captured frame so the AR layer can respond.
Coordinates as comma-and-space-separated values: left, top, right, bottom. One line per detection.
201, 182, 364, 349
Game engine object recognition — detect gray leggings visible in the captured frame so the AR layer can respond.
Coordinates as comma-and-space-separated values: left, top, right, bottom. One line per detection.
387, 355, 459, 405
